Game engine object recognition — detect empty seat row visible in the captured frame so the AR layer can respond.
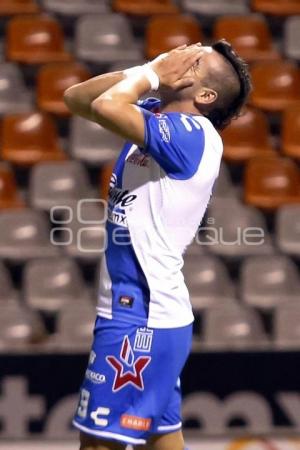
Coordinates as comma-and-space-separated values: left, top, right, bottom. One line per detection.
4, 13, 300, 67
2, 298, 300, 351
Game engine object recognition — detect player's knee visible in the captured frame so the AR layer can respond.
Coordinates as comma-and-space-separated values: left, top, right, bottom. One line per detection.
79, 431, 125, 450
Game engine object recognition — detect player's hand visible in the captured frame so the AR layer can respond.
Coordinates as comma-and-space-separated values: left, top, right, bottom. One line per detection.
149, 44, 203, 90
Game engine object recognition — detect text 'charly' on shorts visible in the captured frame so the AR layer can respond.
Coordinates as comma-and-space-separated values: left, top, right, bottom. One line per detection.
73, 316, 193, 446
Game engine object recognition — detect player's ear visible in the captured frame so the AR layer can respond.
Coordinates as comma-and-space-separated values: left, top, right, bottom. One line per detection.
195, 87, 218, 105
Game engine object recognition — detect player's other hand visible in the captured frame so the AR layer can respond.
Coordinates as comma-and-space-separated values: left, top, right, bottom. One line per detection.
149, 44, 203, 90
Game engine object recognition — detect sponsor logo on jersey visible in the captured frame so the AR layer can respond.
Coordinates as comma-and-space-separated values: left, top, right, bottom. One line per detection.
90, 407, 110, 427
158, 119, 170, 143
88, 350, 96, 365
127, 150, 150, 167
106, 336, 151, 392
133, 328, 153, 353
120, 414, 152, 431
85, 369, 106, 384
108, 174, 137, 208
119, 295, 134, 308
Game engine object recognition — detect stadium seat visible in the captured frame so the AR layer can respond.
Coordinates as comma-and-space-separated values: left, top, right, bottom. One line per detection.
70, 116, 124, 165
284, 17, 300, 60
213, 15, 279, 63
275, 304, 300, 348
6, 15, 72, 64
37, 62, 91, 116
282, 105, 300, 160
0, 303, 46, 349
146, 15, 204, 59
182, 254, 235, 310
252, 0, 300, 16
0, 164, 24, 210
241, 255, 300, 310
75, 14, 142, 64
203, 304, 268, 349
211, 163, 236, 199
56, 202, 106, 262
250, 61, 300, 112
50, 303, 95, 350
29, 161, 94, 210
24, 257, 91, 313
1, 112, 66, 166
221, 107, 274, 163
113, 0, 179, 16
0, 0, 39, 16
0, 261, 19, 304
42, 0, 108, 16
244, 156, 300, 210
201, 198, 274, 258
183, 0, 249, 16
99, 161, 116, 200
276, 205, 300, 257
0, 63, 32, 115
0, 209, 58, 261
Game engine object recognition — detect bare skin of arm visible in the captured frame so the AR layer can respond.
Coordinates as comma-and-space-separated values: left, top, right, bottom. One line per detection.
64, 71, 125, 121
64, 45, 203, 147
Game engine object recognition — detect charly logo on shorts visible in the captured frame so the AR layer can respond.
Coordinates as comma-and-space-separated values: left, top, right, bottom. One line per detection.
106, 335, 151, 392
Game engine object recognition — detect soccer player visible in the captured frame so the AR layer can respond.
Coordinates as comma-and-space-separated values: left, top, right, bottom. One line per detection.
64, 41, 251, 450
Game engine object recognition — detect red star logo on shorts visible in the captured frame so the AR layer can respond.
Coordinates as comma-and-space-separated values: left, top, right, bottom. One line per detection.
106, 336, 151, 392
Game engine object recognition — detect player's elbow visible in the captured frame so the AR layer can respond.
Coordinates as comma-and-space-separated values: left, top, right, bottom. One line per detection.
91, 97, 116, 123
63, 86, 79, 113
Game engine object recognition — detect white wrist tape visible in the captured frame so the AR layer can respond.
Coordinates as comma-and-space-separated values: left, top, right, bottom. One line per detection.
124, 64, 160, 91
142, 64, 160, 91
123, 65, 144, 77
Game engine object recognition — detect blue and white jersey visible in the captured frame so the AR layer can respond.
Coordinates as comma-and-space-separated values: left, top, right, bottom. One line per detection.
97, 99, 223, 329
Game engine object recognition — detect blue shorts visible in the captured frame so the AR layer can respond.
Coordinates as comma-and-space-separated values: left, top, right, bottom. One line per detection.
73, 317, 192, 446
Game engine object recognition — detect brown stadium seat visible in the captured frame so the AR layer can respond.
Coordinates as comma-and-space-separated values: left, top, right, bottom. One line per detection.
113, 0, 179, 16
221, 107, 275, 163
99, 161, 116, 201
252, 0, 300, 16
244, 156, 300, 210
0, 0, 39, 16
0, 164, 24, 209
1, 112, 66, 166
282, 106, 300, 160
6, 15, 72, 64
213, 15, 280, 62
146, 15, 204, 59
249, 60, 300, 112
37, 62, 91, 116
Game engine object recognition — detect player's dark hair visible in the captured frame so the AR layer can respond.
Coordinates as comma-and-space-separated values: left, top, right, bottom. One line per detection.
203, 39, 252, 130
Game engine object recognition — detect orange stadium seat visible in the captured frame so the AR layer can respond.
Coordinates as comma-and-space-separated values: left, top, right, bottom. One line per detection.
252, 0, 300, 16
0, 0, 39, 16
37, 62, 91, 116
1, 112, 66, 166
245, 156, 300, 210
6, 15, 72, 64
213, 15, 280, 62
221, 107, 275, 163
113, 0, 179, 16
99, 161, 116, 201
282, 106, 300, 160
0, 164, 24, 209
249, 60, 300, 112
146, 15, 204, 59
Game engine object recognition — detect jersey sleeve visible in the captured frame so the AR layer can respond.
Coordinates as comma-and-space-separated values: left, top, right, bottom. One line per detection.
142, 110, 205, 180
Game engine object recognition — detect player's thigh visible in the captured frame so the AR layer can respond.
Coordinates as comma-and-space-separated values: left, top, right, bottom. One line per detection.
80, 431, 126, 450
135, 430, 184, 450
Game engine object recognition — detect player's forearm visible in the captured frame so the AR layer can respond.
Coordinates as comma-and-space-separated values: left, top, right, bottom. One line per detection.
64, 71, 125, 120
90, 74, 151, 146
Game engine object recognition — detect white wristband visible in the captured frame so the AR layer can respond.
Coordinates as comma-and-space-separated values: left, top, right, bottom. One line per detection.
123, 65, 144, 77
142, 64, 160, 91
124, 64, 160, 91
